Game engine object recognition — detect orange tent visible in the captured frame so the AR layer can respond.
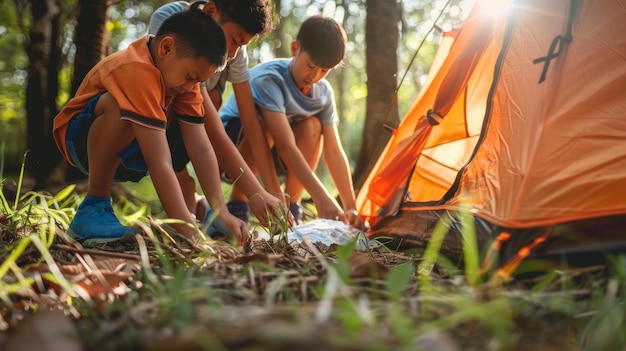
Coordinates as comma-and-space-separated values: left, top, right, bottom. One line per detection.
357, 0, 626, 262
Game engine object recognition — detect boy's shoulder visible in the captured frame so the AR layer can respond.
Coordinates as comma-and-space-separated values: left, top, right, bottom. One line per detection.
249, 59, 291, 83
252, 59, 290, 74
96, 37, 162, 86
93, 37, 168, 113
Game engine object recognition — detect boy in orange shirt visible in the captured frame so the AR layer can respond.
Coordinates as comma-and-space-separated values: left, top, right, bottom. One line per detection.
53, 9, 248, 244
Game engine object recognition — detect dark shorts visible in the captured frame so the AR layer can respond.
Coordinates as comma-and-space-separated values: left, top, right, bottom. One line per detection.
166, 118, 191, 172
222, 118, 288, 183
65, 94, 149, 183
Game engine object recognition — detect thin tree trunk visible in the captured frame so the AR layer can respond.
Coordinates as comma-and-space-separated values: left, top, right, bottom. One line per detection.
25, 0, 62, 189
353, 0, 401, 190
70, 0, 110, 96
271, 0, 290, 58
65, 0, 110, 182
336, 0, 349, 157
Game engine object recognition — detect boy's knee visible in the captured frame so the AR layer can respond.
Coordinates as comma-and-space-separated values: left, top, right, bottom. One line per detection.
94, 93, 120, 117
301, 116, 321, 129
293, 117, 322, 140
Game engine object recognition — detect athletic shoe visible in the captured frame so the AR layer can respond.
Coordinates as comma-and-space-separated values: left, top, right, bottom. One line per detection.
68, 200, 135, 243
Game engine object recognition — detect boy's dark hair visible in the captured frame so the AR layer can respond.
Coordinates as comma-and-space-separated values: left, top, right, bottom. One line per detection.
156, 7, 227, 69
297, 16, 347, 69
192, 0, 273, 37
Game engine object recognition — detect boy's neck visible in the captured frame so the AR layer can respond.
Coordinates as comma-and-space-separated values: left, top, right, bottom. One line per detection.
147, 35, 158, 65
288, 61, 311, 96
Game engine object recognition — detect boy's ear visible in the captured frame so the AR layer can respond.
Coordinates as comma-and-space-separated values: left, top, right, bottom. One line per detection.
290, 41, 300, 57
158, 36, 176, 58
201, 2, 216, 17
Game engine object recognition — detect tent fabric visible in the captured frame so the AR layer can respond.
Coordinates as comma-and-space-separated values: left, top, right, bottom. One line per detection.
357, 0, 626, 232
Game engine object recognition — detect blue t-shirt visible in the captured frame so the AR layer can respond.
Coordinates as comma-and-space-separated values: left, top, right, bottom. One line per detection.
220, 59, 338, 125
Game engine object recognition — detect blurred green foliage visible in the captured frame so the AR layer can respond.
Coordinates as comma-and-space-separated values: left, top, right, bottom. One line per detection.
0, 0, 473, 180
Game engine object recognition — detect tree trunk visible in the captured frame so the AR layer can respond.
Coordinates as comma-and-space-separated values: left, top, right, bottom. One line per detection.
271, 0, 290, 59
336, 0, 349, 157
353, 0, 401, 190
64, 0, 110, 182
70, 0, 110, 96
25, 0, 62, 190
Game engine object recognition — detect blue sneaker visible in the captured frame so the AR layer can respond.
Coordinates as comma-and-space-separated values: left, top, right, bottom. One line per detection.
68, 200, 135, 243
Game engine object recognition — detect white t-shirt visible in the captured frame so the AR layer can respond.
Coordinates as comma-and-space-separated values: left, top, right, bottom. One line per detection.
148, 1, 250, 92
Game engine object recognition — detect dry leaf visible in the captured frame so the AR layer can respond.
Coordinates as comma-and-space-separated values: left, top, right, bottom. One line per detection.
348, 253, 389, 279
26, 258, 137, 276
74, 271, 133, 298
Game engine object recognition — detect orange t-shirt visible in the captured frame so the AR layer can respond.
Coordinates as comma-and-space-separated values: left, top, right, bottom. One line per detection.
53, 35, 205, 164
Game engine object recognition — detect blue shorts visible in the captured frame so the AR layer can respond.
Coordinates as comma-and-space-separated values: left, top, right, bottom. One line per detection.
65, 94, 149, 183
222, 118, 288, 182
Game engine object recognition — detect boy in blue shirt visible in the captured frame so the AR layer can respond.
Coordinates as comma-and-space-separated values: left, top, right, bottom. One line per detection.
220, 16, 365, 229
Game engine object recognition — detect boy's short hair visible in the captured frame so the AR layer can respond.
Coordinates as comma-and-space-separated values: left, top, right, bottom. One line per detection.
297, 15, 347, 69
192, 0, 273, 37
216, 0, 273, 37
156, 7, 227, 69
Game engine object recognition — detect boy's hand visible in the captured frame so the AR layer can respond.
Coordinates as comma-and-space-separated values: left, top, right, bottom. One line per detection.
343, 209, 367, 231
314, 196, 345, 222
248, 191, 294, 228
218, 212, 250, 245
174, 223, 207, 244
315, 198, 367, 231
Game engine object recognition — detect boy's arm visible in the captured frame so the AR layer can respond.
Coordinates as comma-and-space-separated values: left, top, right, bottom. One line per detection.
231, 81, 285, 201
261, 108, 343, 219
178, 119, 250, 245
321, 123, 366, 230
201, 88, 287, 226
131, 123, 204, 242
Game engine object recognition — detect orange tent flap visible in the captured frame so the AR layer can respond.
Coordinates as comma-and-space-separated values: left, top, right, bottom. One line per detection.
431, 4, 497, 117
368, 117, 432, 207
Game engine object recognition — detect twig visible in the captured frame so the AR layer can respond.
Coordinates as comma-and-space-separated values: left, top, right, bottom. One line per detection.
53, 244, 141, 261
146, 217, 199, 264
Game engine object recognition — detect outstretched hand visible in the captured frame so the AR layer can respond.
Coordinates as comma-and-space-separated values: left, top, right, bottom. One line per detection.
176, 222, 207, 245
343, 209, 367, 231
315, 198, 368, 231
314, 195, 344, 222
248, 191, 294, 228
218, 212, 250, 245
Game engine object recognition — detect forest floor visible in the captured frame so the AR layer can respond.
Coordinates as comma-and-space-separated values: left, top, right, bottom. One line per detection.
0, 179, 623, 350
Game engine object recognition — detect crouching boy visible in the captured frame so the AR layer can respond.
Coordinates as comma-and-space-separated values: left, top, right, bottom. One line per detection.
53, 9, 250, 244
220, 15, 365, 230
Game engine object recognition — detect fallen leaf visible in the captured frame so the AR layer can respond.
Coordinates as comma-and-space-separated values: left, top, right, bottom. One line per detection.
74, 271, 133, 298
348, 253, 389, 279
